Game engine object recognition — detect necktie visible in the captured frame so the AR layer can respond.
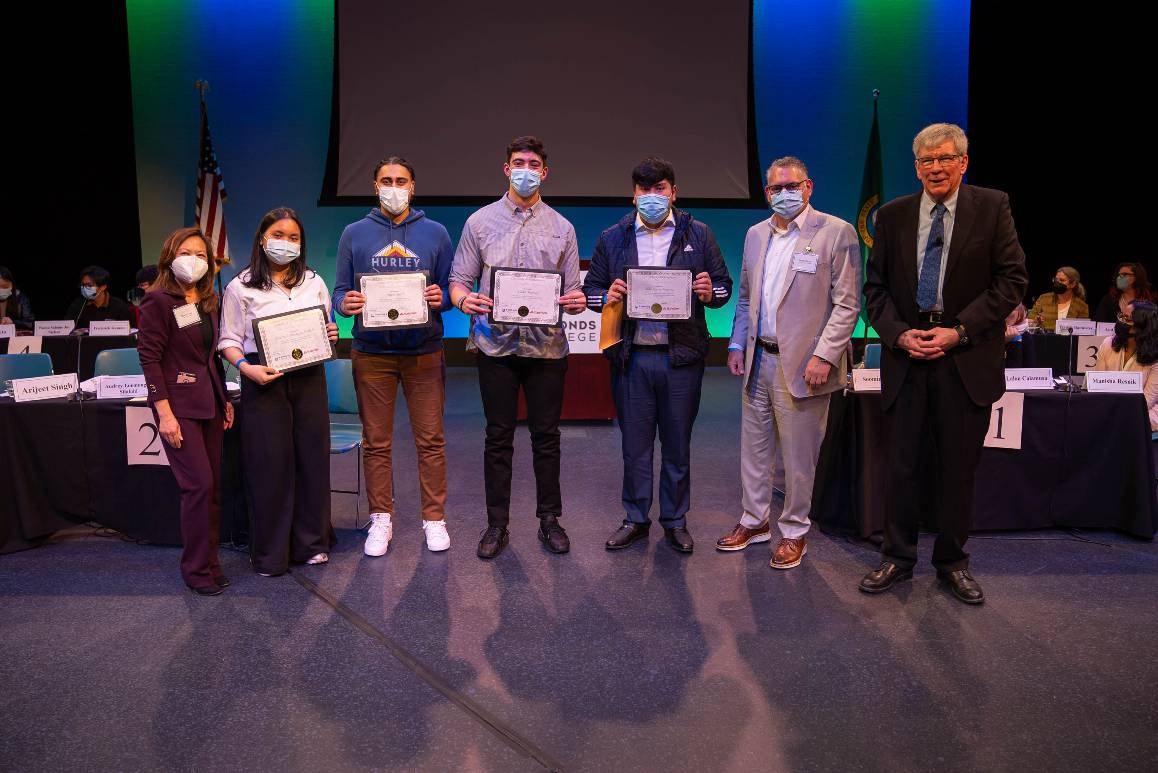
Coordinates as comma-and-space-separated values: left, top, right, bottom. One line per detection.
916, 203, 947, 311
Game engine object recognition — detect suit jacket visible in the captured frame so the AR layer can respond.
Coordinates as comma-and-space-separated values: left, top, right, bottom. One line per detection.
1029, 291, 1089, 331
864, 184, 1028, 408
137, 289, 226, 420
729, 206, 860, 398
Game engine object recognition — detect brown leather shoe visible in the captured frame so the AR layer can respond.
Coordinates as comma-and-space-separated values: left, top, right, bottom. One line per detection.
770, 537, 807, 569
715, 522, 772, 552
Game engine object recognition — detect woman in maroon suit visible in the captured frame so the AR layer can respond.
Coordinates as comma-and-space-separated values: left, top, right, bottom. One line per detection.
137, 227, 234, 595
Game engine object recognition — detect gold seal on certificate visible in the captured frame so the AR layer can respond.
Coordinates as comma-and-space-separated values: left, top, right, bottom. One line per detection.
489, 267, 564, 327
626, 267, 693, 320
358, 272, 430, 330
252, 305, 335, 373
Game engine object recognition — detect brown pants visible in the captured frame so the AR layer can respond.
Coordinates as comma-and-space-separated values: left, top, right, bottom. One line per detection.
351, 349, 447, 520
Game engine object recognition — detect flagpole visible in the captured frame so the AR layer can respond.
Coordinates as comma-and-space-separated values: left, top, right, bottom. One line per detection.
194, 80, 226, 298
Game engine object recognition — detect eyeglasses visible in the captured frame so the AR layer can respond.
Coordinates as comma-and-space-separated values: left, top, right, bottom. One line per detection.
1117, 273, 1135, 279
1117, 313, 1134, 324
765, 180, 809, 194
917, 154, 962, 169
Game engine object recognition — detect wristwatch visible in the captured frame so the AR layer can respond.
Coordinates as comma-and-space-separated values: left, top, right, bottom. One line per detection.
954, 324, 969, 345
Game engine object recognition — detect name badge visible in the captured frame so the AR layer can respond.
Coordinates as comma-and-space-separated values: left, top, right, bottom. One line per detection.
173, 303, 201, 328
791, 253, 818, 274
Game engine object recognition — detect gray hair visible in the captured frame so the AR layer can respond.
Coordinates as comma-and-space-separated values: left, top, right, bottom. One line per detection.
766, 156, 809, 180
1057, 266, 1087, 301
912, 123, 968, 157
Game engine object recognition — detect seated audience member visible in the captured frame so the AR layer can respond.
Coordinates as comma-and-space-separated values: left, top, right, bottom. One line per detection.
1094, 300, 1158, 431
1030, 266, 1088, 331
129, 265, 160, 324
66, 265, 135, 329
0, 265, 34, 330
1093, 262, 1152, 323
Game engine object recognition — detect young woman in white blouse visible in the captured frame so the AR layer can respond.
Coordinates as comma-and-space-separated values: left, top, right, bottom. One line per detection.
219, 208, 339, 576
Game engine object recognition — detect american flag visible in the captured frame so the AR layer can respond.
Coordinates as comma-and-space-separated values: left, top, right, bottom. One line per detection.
195, 95, 231, 266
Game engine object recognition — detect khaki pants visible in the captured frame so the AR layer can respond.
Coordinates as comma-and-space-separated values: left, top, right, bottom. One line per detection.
351, 349, 447, 521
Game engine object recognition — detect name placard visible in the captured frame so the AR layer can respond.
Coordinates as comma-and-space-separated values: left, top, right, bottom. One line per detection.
89, 320, 131, 337
96, 375, 148, 399
0, 324, 14, 338
1055, 318, 1097, 335
852, 368, 881, 392
1085, 371, 1143, 394
1096, 322, 1117, 337
11, 374, 78, 402
34, 320, 75, 337
1005, 368, 1054, 390
7, 336, 41, 354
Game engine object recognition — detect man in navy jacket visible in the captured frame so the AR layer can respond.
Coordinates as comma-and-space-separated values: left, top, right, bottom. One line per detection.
583, 157, 732, 553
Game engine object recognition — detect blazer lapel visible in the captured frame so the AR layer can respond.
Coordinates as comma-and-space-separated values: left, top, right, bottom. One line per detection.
773, 210, 822, 311
748, 219, 772, 332
943, 185, 975, 285
900, 193, 922, 302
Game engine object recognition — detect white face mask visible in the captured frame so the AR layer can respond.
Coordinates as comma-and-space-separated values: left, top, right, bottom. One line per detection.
378, 185, 411, 216
264, 239, 301, 265
0, 288, 12, 301
171, 254, 209, 284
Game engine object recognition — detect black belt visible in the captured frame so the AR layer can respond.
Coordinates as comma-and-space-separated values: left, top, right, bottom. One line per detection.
757, 339, 779, 354
632, 344, 669, 352
917, 311, 944, 324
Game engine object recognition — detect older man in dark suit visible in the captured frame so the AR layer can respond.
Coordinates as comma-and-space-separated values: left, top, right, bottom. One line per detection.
861, 123, 1028, 604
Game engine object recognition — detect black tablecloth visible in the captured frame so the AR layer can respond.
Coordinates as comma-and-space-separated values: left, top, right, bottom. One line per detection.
0, 397, 245, 553
37, 335, 139, 381
1005, 332, 1082, 375
813, 389, 1158, 539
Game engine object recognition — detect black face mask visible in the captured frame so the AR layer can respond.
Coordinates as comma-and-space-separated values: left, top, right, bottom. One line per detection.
1115, 322, 1135, 339
1052, 282, 1068, 295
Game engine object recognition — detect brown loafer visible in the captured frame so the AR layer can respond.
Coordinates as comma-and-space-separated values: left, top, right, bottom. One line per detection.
715, 522, 772, 552
770, 537, 807, 569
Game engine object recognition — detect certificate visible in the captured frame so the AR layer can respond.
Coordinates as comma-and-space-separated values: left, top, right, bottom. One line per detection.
252, 305, 334, 373
358, 272, 429, 330
626, 267, 693, 320
489, 268, 563, 327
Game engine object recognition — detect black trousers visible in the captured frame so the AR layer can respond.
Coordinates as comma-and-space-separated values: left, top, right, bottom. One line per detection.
240, 360, 332, 574
476, 352, 567, 526
882, 356, 991, 572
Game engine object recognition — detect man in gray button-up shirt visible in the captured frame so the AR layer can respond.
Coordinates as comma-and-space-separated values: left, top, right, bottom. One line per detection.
450, 135, 586, 560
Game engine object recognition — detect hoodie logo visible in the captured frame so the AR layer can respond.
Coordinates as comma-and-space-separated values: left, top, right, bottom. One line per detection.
371, 241, 422, 270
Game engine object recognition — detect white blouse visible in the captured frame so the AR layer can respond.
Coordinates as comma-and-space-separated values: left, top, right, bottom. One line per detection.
218, 269, 332, 355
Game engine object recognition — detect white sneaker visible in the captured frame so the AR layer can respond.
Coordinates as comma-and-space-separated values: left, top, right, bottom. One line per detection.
422, 520, 451, 552
364, 512, 393, 557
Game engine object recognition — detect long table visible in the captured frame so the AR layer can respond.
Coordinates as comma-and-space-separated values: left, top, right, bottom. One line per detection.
812, 389, 1158, 539
10, 334, 140, 381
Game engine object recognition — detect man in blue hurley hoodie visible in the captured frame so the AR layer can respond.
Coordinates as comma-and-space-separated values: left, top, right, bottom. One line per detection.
333, 156, 454, 557
582, 157, 732, 555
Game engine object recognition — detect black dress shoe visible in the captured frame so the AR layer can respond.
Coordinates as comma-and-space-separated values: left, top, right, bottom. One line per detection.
938, 569, 985, 605
214, 576, 231, 588
538, 516, 570, 554
664, 527, 694, 553
187, 583, 224, 597
477, 526, 509, 559
858, 561, 913, 594
605, 523, 649, 550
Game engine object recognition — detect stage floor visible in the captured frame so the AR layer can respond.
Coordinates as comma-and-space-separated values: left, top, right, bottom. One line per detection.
2, 369, 1156, 772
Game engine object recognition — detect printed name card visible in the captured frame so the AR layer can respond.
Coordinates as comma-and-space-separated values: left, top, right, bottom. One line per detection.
7, 336, 41, 354
1095, 322, 1117, 337
11, 374, 78, 402
852, 368, 881, 392
34, 320, 75, 337
89, 320, 131, 337
0, 324, 14, 338
1005, 368, 1054, 390
96, 375, 148, 399
1054, 318, 1097, 335
1085, 371, 1143, 393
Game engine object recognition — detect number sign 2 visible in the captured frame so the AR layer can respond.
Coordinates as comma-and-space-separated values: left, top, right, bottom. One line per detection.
126, 405, 170, 466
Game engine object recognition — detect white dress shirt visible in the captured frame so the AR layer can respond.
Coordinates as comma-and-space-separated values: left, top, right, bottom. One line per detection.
633, 211, 676, 345
218, 268, 333, 355
915, 187, 959, 311
758, 206, 809, 342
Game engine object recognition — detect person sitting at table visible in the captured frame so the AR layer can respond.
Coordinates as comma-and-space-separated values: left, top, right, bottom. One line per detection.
1093, 262, 1153, 323
1030, 266, 1088, 331
128, 265, 159, 325
1093, 300, 1158, 431
0, 265, 35, 331
219, 207, 337, 577
66, 265, 134, 330
137, 227, 234, 596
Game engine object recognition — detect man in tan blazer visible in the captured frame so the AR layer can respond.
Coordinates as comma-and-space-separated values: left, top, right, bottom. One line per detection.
715, 157, 860, 568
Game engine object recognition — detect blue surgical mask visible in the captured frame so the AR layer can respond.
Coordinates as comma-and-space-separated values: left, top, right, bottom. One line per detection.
509, 169, 541, 198
770, 189, 805, 219
636, 193, 671, 224
80, 286, 98, 300
1117, 275, 1132, 291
